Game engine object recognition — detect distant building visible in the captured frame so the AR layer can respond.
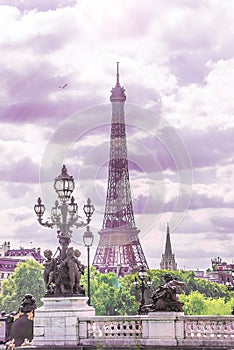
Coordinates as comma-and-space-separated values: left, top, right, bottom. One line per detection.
0, 241, 10, 257
194, 270, 205, 279
160, 223, 177, 270
0, 257, 21, 289
0, 241, 44, 291
207, 257, 234, 286
5, 247, 44, 263
194, 257, 234, 287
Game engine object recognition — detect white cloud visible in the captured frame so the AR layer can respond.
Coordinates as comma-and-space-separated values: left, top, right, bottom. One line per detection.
0, 0, 234, 270
162, 58, 234, 129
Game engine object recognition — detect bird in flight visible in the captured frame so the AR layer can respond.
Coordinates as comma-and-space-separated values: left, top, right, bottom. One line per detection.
58, 83, 68, 89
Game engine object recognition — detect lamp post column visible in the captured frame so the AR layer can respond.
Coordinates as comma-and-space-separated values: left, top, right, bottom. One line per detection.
83, 225, 94, 306
140, 283, 146, 312
58, 236, 71, 260
87, 245, 91, 305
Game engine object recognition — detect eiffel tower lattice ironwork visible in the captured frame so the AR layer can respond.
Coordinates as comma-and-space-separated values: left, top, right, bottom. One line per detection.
92, 63, 148, 276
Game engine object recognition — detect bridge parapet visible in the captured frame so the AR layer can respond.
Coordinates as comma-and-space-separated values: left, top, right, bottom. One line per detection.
78, 314, 234, 348
184, 315, 234, 340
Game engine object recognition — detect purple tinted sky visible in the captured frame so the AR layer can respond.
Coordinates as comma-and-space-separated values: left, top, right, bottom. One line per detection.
0, 0, 234, 270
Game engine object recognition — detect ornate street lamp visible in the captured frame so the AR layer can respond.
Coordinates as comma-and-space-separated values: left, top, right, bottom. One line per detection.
83, 226, 94, 306
134, 265, 152, 314
83, 198, 95, 224
34, 165, 95, 297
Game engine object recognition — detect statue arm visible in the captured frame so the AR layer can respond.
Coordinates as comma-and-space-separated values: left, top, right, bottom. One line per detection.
174, 280, 186, 287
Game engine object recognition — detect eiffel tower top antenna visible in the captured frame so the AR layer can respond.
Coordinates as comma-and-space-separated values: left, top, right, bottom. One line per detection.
116, 61, 120, 85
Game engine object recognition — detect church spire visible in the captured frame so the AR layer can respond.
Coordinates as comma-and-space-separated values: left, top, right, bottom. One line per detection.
160, 223, 177, 271
165, 222, 172, 256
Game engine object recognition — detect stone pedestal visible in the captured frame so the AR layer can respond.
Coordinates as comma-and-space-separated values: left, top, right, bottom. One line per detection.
142, 312, 184, 347
33, 296, 95, 346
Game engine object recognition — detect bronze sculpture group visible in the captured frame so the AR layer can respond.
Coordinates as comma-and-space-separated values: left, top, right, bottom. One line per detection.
43, 246, 85, 297
142, 273, 186, 313
43, 242, 186, 313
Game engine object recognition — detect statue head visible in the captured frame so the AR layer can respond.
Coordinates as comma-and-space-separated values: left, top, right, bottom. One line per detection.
163, 273, 173, 282
74, 249, 81, 258
44, 249, 53, 259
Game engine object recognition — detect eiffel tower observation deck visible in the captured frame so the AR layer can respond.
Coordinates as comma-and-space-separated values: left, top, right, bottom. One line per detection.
92, 63, 148, 276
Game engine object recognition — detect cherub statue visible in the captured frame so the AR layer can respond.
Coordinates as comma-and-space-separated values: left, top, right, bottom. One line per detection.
43, 249, 56, 293
62, 247, 85, 295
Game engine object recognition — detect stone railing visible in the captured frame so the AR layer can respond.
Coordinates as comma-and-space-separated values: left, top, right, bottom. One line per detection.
78, 314, 234, 348
184, 316, 234, 339
79, 316, 143, 348
87, 318, 142, 338
32, 298, 234, 348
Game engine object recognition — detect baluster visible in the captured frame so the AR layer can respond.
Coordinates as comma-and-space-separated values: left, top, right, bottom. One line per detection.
211, 321, 216, 338
110, 321, 115, 337
124, 321, 129, 338
91, 321, 98, 338
193, 320, 199, 338
87, 321, 92, 338
185, 320, 192, 338
105, 321, 111, 337
199, 320, 205, 338
123, 322, 127, 337
112, 321, 118, 338
135, 321, 142, 337
215, 320, 220, 339
104, 321, 109, 337
205, 320, 212, 338
217, 321, 225, 339
116, 321, 121, 337
225, 320, 233, 339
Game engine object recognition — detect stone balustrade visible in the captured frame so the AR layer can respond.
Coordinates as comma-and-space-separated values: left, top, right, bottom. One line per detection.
78, 314, 234, 348
184, 316, 234, 340
87, 318, 142, 338
32, 298, 234, 348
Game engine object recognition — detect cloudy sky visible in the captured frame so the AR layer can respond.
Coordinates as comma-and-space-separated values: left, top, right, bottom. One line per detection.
0, 0, 234, 271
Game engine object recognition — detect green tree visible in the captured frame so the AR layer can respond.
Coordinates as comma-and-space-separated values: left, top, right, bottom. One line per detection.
116, 269, 233, 316
179, 291, 207, 315
205, 297, 232, 315
179, 292, 234, 315
81, 267, 138, 315
0, 259, 45, 313
147, 269, 229, 299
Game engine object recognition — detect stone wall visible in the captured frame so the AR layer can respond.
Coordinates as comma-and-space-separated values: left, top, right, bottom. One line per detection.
78, 313, 234, 349
32, 298, 234, 348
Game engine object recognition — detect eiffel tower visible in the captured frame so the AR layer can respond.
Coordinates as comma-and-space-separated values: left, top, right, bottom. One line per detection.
92, 63, 148, 276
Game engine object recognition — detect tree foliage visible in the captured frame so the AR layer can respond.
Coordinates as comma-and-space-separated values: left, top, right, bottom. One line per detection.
80, 268, 233, 316
81, 267, 138, 315
0, 260, 45, 313
0, 262, 233, 317
179, 291, 234, 315
149, 269, 229, 299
